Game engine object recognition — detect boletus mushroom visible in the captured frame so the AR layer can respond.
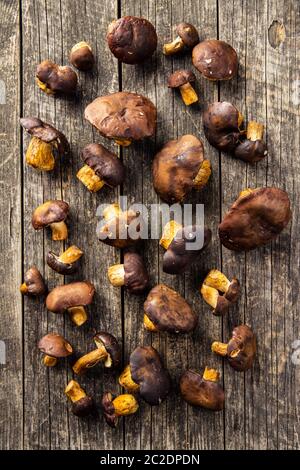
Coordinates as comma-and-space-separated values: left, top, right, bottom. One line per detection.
20, 266, 47, 296
219, 187, 292, 251
84, 91, 157, 146
65, 380, 94, 417
152, 134, 211, 204
77, 143, 125, 193
20, 117, 69, 171
102, 392, 139, 428
38, 333, 73, 367
168, 70, 198, 106
108, 251, 149, 294
143, 284, 198, 334
192, 39, 238, 80
36, 60, 78, 95
32, 200, 69, 241
234, 121, 268, 163
47, 245, 83, 275
70, 42, 94, 71
72, 331, 121, 375
119, 346, 171, 405
107, 16, 157, 64
163, 23, 199, 55
180, 367, 225, 411
46, 281, 95, 326
160, 221, 212, 274
200, 269, 240, 316
212, 325, 256, 372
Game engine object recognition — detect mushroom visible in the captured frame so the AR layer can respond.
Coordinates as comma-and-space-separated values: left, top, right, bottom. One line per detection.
32, 200, 69, 241
107, 16, 157, 64
219, 187, 292, 251
72, 331, 121, 375
20, 117, 69, 171
163, 23, 199, 55
180, 367, 225, 411
70, 42, 94, 71
168, 70, 198, 106
38, 333, 73, 367
192, 39, 238, 80
152, 134, 211, 204
65, 380, 94, 417
212, 325, 256, 372
200, 269, 240, 316
108, 251, 149, 294
101, 392, 139, 428
46, 245, 83, 275
203, 101, 244, 153
160, 221, 212, 274
143, 284, 198, 334
46, 281, 95, 326
84, 91, 157, 146
36, 60, 78, 95
234, 121, 268, 163
20, 266, 47, 296
76, 143, 125, 193
119, 346, 171, 405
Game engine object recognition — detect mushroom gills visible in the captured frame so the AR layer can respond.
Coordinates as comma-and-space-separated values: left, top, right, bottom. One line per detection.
77, 164, 105, 192
119, 365, 140, 392
26, 137, 56, 171
211, 341, 228, 356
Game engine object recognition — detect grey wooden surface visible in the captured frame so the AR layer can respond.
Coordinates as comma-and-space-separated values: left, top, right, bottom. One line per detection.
0, 0, 299, 450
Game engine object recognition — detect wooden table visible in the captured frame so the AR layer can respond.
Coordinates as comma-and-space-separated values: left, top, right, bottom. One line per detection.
0, 0, 299, 450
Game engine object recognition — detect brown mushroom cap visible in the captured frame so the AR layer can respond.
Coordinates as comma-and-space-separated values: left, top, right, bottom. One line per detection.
176, 23, 199, 47
107, 16, 157, 64
167, 70, 196, 88
98, 208, 143, 249
192, 39, 238, 80
203, 101, 242, 152
36, 60, 78, 95
235, 139, 268, 163
22, 266, 47, 296
84, 92, 157, 142
32, 200, 69, 230
101, 392, 117, 427
94, 331, 121, 369
123, 251, 149, 294
20, 117, 69, 157
130, 346, 171, 405
82, 143, 125, 188
46, 251, 77, 275
153, 134, 205, 203
144, 284, 198, 334
70, 42, 94, 71
46, 281, 95, 313
180, 369, 225, 411
219, 187, 292, 251
227, 325, 256, 371
38, 333, 73, 358
71, 396, 94, 417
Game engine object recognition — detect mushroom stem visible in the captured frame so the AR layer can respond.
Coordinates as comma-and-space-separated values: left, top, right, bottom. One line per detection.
239, 188, 254, 199
203, 367, 220, 382
65, 379, 86, 402
77, 164, 105, 192
26, 137, 55, 171
20, 283, 28, 294
204, 269, 231, 293
115, 139, 131, 147
107, 264, 125, 287
50, 221, 68, 241
238, 112, 244, 129
193, 159, 212, 189
200, 284, 218, 309
179, 83, 198, 106
160, 220, 182, 250
67, 306, 88, 326
103, 203, 122, 221
247, 121, 264, 141
163, 36, 184, 55
59, 245, 83, 264
43, 355, 58, 367
143, 313, 158, 332
211, 341, 228, 357
72, 346, 108, 375
113, 394, 139, 416
119, 365, 140, 393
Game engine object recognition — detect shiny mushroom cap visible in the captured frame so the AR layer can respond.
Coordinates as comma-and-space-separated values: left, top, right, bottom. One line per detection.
38, 333, 73, 358
167, 70, 196, 88
94, 331, 121, 369
123, 251, 149, 294
70, 42, 94, 71
180, 368, 225, 411
46, 281, 95, 313
192, 39, 238, 80
82, 143, 125, 188
20, 117, 69, 156
21, 266, 47, 296
36, 60, 78, 95
176, 23, 199, 47
234, 121, 267, 163
71, 397, 95, 417
227, 325, 256, 371
32, 200, 69, 230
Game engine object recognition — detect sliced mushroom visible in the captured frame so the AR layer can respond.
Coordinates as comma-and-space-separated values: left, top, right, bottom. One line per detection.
192, 39, 238, 80
212, 325, 256, 371
32, 200, 69, 241
20, 266, 47, 296
47, 245, 83, 275
180, 367, 225, 411
38, 333, 73, 367
65, 380, 94, 417
168, 70, 198, 106
163, 23, 199, 55
36, 60, 78, 95
102, 392, 139, 428
108, 251, 149, 294
200, 269, 240, 316
70, 42, 94, 71
234, 121, 268, 163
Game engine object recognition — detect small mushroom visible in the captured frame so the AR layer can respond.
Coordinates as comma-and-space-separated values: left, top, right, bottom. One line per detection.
192, 39, 238, 80
108, 251, 149, 294
143, 284, 198, 334
163, 23, 199, 55
180, 367, 225, 411
234, 121, 268, 163
70, 42, 94, 71
32, 200, 69, 241
107, 16, 157, 64
72, 331, 121, 375
20, 117, 69, 171
36, 60, 78, 95
119, 346, 171, 406
101, 392, 139, 428
160, 221, 212, 274
168, 70, 198, 106
219, 187, 292, 251
65, 380, 94, 417
46, 281, 95, 326
212, 325, 256, 372
20, 266, 47, 296
200, 269, 240, 316
47, 245, 83, 275
76, 143, 125, 193
84, 91, 157, 146
152, 134, 211, 204
38, 333, 73, 367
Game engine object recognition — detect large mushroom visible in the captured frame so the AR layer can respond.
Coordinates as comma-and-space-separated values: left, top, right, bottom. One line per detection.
219, 187, 292, 251
36, 60, 78, 95
163, 23, 199, 55
38, 333, 73, 367
234, 121, 268, 163
32, 200, 69, 241
47, 245, 83, 275
119, 346, 171, 406
20, 266, 47, 296
180, 367, 225, 411
200, 269, 240, 316
70, 42, 94, 71
84, 91, 157, 146
152, 134, 211, 204
108, 251, 149, 294
65, 380, 94, 417
168, 70, 199, 106
192, 39, 238, 81
102, 392, 139, 428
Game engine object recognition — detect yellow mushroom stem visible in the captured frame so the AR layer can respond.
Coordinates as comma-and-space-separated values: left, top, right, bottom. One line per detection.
26, 137, 56, 171
113, 394, 139, 416
67, 306, 88, 326
247, 121, 264, 141
59, 245, 83, 264
72, 345, 108, 375
239, 188, 255, 199
36, 77, 55, 95
160, 220, 182, 250
50, 221, 68, 241
163, 36, 184, 55
119, 365, 140, 393
115, 139, 132, 147
43, 355, 58, 367
203, 269, 231, 293
103, 203, 122, 222
193, 160, 212, 189
179, 82, 199, 106
108, 264, 125, 287
143, 313, 158, 332
238, 112, 244, 129
200, 283, 219, 309
65, 380, 86, 402
203, 367, 220, 382
211, 341, 228, 357
20, 283, 28, 294
76, 165, 105, 192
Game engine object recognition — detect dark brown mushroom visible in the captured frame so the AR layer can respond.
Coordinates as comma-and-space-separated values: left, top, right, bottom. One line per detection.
200, 269, 240, 316
20, 266, 47, 296
192, 39, 238, 80
65, 380, 94, 417
47, 245, 83, 275
101, 392, 139, 428
108, 251, 149, 294
84, 91, 157, 146
180, 367, 225, 411
36, 60, 78, 95
163, 23, 199, 55
38, 333, 73, 367
168, 70, 198, 106
212, 325, 256, 372
76, 143, 125, 192
107, 16, 157, 64
70, 42, 94, 71
234, 121, 268, 163
152, 134, 211, 204
32, 200, 69, 241
219, 187, 292, 251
